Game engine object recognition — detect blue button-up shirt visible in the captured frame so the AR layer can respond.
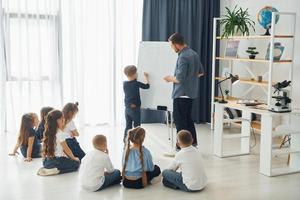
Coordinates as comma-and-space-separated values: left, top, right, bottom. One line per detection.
172, 47, 204, 99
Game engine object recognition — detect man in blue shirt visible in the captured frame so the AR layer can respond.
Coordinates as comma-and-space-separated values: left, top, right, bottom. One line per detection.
164, 33, 204, 149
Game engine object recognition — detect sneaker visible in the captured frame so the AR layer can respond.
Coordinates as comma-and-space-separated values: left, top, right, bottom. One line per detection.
37, 167, 60, 176
163, 151, 176, 157
150, 175, 162, 184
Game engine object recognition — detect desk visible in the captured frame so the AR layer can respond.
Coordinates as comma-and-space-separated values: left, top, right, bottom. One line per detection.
214, 101, 300, 176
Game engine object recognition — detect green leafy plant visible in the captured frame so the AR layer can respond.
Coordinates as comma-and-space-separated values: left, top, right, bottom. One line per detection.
220, 5, 255, 38
246, 47, 259, 59
224, 89, 230, 96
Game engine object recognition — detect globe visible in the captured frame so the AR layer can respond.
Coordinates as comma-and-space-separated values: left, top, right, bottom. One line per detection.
257, 6, 279, 35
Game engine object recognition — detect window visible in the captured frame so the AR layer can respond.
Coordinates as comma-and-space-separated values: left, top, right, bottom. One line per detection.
1, 0, 61, 131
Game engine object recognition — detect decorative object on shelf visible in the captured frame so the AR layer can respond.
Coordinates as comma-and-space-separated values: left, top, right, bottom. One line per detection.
216, 73, 239, 104
224, 89, 230, 99
257, 75, 263, 82
269, 80, 292, 113
246, 47, 259, 59
265, 42, 284, 61
257, 6, 279, 35
225, 40, 240, 57
220, 5, 255, 38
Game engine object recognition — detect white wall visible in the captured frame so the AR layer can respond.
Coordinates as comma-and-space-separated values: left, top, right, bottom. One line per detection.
220, 0, 300, 109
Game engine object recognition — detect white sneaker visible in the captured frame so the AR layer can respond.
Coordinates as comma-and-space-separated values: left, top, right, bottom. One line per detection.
150, 175, 162, 184
37, 167, 60, 176
163, 150, 176, 157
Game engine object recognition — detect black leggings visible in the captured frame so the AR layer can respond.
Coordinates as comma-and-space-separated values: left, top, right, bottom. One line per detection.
123, 165, 161, 189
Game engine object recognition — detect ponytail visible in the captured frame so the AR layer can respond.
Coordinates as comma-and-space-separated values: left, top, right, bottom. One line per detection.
122, 131, 132, 180
139, 142, 147, 187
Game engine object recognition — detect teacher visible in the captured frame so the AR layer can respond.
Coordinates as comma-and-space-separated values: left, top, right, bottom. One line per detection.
164, 32, 204, 150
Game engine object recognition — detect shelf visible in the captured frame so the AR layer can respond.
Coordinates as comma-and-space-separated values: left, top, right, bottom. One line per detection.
232, 121, 262, 133
215, 77, 271, 87
214, 96, 239, 101
271, 167, 300, 176
272, 148, 300, 156
223, 117, 243, 123
221, 150, 250, 158
216, 35, 294, 40
223, 133, 250, 139
216, 57, 292, 63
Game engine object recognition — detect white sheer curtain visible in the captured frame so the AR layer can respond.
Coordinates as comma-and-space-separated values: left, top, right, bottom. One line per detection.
1, 0, 61, 132
0, 0, 143, 131
60, 0, 143, 127
0, 0, 6, 134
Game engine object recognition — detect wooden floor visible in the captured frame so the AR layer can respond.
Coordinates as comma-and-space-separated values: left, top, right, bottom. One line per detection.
1, 124, 300, 200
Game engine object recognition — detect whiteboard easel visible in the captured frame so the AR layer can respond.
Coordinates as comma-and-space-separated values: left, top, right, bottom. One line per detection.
137, 41, 177, 155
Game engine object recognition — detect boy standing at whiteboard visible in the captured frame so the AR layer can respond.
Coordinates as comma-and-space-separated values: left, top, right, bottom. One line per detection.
123, 65, 150, 142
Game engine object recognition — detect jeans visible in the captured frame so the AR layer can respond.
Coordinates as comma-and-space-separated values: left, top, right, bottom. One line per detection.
123, 165, 161, 189
98, 169, 122, 190
20, 144, 41, 158
124, 107, 141, 142
66, 138, 86, 160
173, 98, 197, 147
43, 157, 80, 174
162, 169, 194, 192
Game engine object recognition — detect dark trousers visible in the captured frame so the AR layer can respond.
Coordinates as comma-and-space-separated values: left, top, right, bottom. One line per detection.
173, 98, 197, 147
20, 144, 41, 158
98, 170, 122, 190
162, 170, 195, 192
124, 107, 141, 142
66, 138, 86, 160
43, 157, 80, 174
123, 165, 161, 189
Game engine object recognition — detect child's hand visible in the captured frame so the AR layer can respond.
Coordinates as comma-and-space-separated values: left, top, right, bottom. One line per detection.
197, 73, 204, 78
144, 72, 149, 84
73, 157, 80, 162
8, 151, 19, 156
24, 157, 33, 162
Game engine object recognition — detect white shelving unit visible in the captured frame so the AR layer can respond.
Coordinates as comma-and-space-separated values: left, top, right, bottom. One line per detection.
211, 12, 300, 176
211, 12, 297, 129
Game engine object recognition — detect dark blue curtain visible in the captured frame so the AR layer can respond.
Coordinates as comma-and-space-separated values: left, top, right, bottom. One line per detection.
142, 0, 220, 123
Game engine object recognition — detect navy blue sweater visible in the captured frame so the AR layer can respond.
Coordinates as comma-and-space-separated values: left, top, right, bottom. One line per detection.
123, 80, 150, 108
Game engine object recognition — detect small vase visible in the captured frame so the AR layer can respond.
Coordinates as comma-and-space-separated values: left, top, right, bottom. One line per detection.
249, 55, 256, 59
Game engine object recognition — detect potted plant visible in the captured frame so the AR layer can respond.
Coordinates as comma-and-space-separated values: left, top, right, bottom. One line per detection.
220, 5, 255, 38
246, 47, 259, 59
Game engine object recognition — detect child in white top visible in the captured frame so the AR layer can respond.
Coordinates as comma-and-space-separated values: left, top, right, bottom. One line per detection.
162, 130, 207, 192
62, 102, 86, 160
79, 135, 121, 191
39, 110, 80, 175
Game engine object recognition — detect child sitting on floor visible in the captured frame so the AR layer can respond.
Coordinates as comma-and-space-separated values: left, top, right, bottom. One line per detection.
9, 113, 41, 162
122, 127, 161, 189
36, 106, 54, 141
162, 130, 207, 192
38, 110, 80, 176
79, 135, 121, 191
62, 102, 86, 160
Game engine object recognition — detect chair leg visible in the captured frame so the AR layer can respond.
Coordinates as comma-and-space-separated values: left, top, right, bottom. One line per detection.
279, 135, 288, 149
287, 154, 290, 166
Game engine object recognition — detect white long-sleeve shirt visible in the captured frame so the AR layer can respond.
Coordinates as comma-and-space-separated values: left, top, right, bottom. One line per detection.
168, 145, 207, 191
79, 149, 114, 191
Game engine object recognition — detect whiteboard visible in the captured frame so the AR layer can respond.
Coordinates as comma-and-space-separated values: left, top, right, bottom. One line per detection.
137, 41, 178, 111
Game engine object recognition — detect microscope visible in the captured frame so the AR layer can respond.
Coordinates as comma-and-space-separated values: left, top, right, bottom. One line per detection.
269, 80, 292, 113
